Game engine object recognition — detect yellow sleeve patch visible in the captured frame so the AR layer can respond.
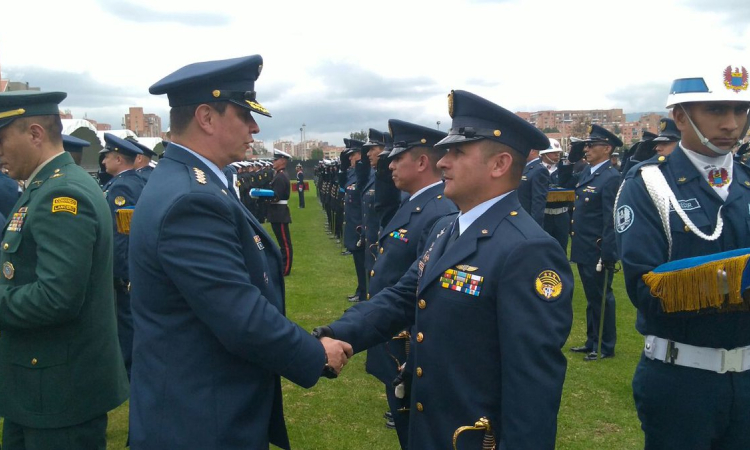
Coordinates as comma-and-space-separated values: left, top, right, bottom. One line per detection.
51, 197, 78, 215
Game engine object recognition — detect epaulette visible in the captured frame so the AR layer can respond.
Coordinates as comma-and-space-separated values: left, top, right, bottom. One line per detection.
192, 167, 208, 185
624, 154, 667, 182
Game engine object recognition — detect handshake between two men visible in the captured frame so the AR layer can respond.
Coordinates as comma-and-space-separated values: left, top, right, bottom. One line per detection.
314, 326, 353, 378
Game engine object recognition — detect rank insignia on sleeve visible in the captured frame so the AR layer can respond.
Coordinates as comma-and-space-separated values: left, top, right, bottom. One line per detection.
440, 268, 483, 296
535, 270, 563, 301
114, 196, 126, 206
3, 262, 14, 279
51, 197, 78, 215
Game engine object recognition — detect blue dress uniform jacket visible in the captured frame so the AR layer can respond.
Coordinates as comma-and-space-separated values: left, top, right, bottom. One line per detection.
343, 168, 363, 251
102, 170, 145, 281
616, 147, 750, 448
616, 147, 750, 347
564, 161, 620, 264
543, 167, 571, 251
329, 192, 573, 450
102, 169, 145, 379
366, 183, 457, 383
128, 145, 326, 450
518, 158, 550, 227
135, 165, 153, 183
361, 170, 378, 272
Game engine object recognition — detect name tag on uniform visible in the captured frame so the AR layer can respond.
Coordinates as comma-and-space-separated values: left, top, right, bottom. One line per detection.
253, 235, 264, 250
669, 198, 701, 212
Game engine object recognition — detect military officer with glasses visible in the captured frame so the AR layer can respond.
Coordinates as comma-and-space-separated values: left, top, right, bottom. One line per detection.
615, 61, 750, 450
559, 124, 621, 361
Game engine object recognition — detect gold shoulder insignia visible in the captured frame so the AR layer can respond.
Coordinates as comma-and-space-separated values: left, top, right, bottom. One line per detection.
535, 270, 563, 300
677, 177, 687, 183
193, 168, 207, 185
50, 173, 64, 179
114, 196, 126, 207
456, 265, 478, 272
51, 197, 78, 215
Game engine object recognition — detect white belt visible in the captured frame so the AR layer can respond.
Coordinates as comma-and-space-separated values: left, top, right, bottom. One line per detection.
271, 200, 288, 205
644, 335, 750, 374
544, 207, 569, 215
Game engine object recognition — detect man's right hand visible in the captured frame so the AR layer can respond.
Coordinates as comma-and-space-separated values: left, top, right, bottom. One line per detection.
320, 337, 354, 376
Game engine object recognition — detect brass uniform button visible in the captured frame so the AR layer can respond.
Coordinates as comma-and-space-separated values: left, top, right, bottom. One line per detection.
570, 231, 575, 236
416, 402, 424, 412
416, 207, 421, 211
2, 243, 8, 250
684, 225, 690, 232
658, 156, 666, 162
575, 195, 579, 200
437, 195, 442, 199
585, 197, 590, 202
416, 367, 423, 377
509, 211, 518, 216
370, 270, 375, 276
416, 332, 424, 343
31, 358, 38, 366
418, 299, 426, 309
379, 247, 384, 254
367, 294, 370, 300
570, 220, 574, 224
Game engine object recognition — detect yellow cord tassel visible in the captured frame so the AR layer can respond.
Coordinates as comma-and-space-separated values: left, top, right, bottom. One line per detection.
642, 254, 750, 313
546, 190, 575, 202
116, 209, 133, 235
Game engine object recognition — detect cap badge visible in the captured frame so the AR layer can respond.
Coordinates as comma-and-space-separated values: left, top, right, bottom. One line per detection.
535, 269, 563, 301
114, 196, 126, 207
660, 121, 667, 131
258, 64, 263, 75
587, 125, 593, 134
448, 90, 455, 118
723, 66, 749, 93
3, 262, 14, 279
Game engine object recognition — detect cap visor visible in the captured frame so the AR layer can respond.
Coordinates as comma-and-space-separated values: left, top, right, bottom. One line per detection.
434, 134, 483, 148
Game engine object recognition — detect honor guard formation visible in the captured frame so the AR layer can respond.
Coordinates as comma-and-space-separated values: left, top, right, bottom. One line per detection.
0, 53, 749, 450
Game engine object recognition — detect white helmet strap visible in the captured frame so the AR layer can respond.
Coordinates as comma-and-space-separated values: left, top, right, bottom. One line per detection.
678, 104, 749, 155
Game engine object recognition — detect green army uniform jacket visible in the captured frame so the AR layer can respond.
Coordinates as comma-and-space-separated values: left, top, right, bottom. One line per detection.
0, 152, 128, 428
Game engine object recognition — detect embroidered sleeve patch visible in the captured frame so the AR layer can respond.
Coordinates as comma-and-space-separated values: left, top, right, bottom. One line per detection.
535, 270, 563, 301
51, 197, 78, 215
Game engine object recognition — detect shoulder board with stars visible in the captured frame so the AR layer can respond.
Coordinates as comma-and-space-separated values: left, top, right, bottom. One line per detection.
193, 167, 207, 185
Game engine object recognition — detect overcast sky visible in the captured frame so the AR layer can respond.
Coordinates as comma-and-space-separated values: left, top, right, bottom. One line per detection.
2, 0, 749, 146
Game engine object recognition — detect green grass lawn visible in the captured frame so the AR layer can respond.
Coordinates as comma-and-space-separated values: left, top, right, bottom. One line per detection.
1, 182, 645, 449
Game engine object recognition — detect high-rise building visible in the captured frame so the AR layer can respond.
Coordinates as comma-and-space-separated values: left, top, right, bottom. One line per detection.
123, 107, 162, 137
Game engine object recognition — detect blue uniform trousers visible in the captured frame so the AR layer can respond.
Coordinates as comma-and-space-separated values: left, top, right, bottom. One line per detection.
543, 211, 570, 252
116, 289, 134, 380
633, 354, 750, 450
577, 263, 616, 355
